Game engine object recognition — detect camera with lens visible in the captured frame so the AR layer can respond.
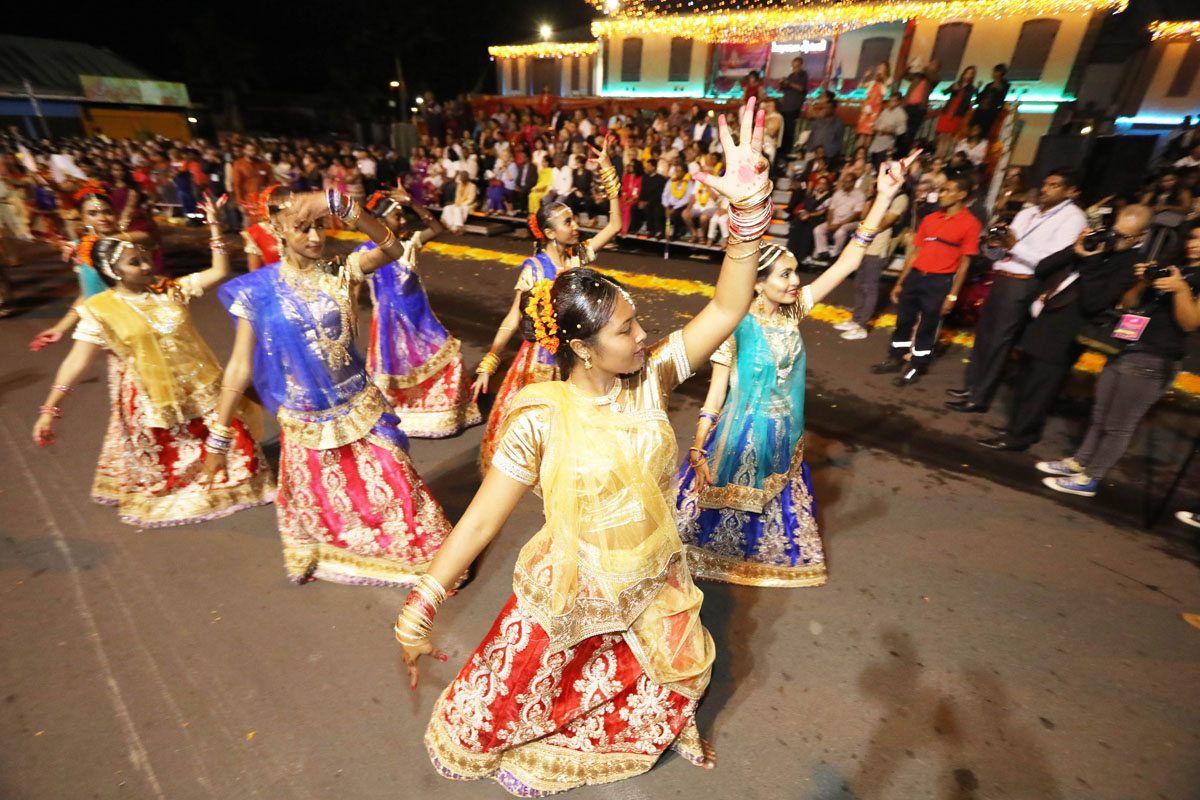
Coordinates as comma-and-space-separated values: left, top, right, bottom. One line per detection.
1082, 226, 1120, 251
1144, 263, 1172, 282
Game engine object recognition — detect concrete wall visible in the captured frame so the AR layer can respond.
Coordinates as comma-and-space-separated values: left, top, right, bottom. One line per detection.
1142, 41, 1200, 118
603, 33, 710, 96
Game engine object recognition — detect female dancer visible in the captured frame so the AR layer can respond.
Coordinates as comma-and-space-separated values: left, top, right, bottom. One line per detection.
32, 197, 275, 527
857, 61, 891, 150
671, 185, 915, 587
241, 185, 286, 271
397, 100, 772, 795
400, 103, 911, 796
472, 136, 622, 472
935, 66, 977, 158
360, 188, 482, 438
30, 188, 153, 350
205, 188, 453, 587
107, 164, 163, 273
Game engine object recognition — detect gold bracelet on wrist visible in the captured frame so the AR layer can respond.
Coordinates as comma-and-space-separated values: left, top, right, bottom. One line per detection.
343, 201, 362, 228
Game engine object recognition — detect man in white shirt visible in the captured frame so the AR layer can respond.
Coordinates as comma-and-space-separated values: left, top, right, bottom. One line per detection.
868, 94, 907, 165
661, 164, 694, 240
1175, 143, 1200, 168
811, 171, 865, 262
947, 169, 1088, 412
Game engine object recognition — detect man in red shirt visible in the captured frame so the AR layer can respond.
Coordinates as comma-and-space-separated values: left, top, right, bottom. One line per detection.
872, 175, 979, 385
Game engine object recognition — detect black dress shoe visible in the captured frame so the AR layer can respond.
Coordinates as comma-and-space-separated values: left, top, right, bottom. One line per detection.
871, 360, 904, 374
895, 366, 924, 386
977, 435, 1027, 451
945, 399, 988, 413
945, 388, 971, 399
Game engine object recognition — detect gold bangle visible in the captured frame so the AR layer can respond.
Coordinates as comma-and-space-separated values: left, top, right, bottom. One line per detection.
208, 422, 236, 438
343, 201, 362, 228
731, 180, 773, 210
477, 352, 501, 375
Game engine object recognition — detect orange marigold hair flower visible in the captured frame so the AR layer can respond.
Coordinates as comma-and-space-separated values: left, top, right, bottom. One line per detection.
365, 191, 386, 212
77, 234, 99, 269
528, 213, 544, 240
256, 184, 283, 223
75, 185, 109, 205
524, 279, 559, 354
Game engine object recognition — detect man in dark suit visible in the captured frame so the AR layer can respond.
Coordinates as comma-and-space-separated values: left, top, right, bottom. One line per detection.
978, 204, 1151, 451
511, 148, 539, 213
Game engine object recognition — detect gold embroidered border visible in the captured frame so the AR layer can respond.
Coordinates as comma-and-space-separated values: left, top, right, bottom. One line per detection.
381, 400, 482, 438
426, 692, 667, 795
374, 337, 463, 390
697, 435, 806, 513
277, 384, 390, 450
684, 545, 828, 588
118, 471, 276, 528
512, 549, 679, 656
281, 540, 432, 586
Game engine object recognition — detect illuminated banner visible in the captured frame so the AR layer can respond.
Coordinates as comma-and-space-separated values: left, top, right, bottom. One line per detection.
79, 75, 190, 107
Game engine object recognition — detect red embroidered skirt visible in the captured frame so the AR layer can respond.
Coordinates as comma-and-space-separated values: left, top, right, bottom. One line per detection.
91, 358, 276, 528
425, 594, 706, 796
479, 341, 556, 472
275, 429, 452, 586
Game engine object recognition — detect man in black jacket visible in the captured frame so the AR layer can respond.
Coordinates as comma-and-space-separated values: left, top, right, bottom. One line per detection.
978, 204, 1151, 451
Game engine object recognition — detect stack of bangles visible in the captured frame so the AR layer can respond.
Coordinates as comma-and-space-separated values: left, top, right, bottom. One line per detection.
849, 224, 882, 249
39, 404, 63, 418
727, 180, 775, 242
327, 189, 362, 227
394, 573, 448, 646
209, 236, 229, 255
688, 446, 708, 464
205, 422, 236, 455
598, 165, 620, 200
477, 351, 500, 376
698, 406, 720, 426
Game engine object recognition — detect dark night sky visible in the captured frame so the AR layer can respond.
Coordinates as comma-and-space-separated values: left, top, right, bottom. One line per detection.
8, 0, 1194, 100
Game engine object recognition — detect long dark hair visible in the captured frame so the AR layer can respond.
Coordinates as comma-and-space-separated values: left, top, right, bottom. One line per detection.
520, 266, 625, 378
529, 200, 570, 254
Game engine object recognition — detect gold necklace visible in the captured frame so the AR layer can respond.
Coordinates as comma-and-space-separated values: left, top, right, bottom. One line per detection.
568, 376, 623, 412
279, 258, 353, 370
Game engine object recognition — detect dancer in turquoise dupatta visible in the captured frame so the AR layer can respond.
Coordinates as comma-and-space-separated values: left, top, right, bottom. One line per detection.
675, 203, 915, 585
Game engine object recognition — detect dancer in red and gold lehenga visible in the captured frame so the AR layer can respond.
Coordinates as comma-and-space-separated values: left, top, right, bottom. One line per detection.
205, 188, 452, 586
359, 188, 481, 438
32, 196, 276, 527
472, 137, 623, 472
395, 102, 901, 796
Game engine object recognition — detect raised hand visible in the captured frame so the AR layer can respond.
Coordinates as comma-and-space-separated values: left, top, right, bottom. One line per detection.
692, 97, 768, 202
587, 134, 615, 170
200, 191, 227, 226
876, 150, 922, 198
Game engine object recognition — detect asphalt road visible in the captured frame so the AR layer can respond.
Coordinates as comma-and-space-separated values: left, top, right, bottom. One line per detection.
1, 230, 1198, 799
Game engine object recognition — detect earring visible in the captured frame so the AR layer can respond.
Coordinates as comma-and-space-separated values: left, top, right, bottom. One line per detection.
583, 353, 593, 370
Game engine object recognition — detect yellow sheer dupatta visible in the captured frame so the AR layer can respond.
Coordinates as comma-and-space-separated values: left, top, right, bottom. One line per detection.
505, 382, 714, 699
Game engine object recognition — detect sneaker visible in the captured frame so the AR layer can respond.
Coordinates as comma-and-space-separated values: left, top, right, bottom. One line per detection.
840, 325, 868, 340
1043, 474, 1098, 497
1175, 510, 1200, 529
870, 359, 904, 374
895, 366, 924, 386
1036, 458, 1083, 476
834, 320, 858, 331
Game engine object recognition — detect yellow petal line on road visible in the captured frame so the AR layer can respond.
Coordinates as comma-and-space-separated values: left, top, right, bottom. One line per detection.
327, 231, 1200, 398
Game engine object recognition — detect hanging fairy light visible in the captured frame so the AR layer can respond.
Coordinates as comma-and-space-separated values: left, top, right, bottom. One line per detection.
590, 0, 1128, 42
488, 42, 602, 58
1149, 20, 1200, 41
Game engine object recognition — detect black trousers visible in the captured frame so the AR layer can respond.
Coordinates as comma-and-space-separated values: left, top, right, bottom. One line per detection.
888, 269, 954, 368
781, 110, 801, 162
964, 274, 1039, 406
639, 203, 665, 237
899, 105, 926, 153
1006, 353, 1073, 446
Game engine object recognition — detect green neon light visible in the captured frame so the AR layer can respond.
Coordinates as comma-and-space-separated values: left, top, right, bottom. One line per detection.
1017, 103, 1060, 113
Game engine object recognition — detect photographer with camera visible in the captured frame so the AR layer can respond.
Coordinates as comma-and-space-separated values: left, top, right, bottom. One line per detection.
978, 205, 1151, 451
948, 170, 1088, 413
1040, 220, 1200, 497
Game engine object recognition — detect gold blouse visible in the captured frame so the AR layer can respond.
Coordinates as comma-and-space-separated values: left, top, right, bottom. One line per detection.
74, 274, 222, 428
493, 330, 714, 699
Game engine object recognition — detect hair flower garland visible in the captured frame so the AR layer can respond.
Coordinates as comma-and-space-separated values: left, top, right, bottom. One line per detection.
77, 234, 98, 269
525, 279, 559, 354
528, 213, 545, 240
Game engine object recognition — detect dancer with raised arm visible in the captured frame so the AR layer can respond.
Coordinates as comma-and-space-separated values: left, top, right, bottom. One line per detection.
32, 196, 275, 527
359, 188, 481, 438
674, 154, 915, 586
397, 100, 796, 796
473, 135, 623, 471
205, 188, 452, 586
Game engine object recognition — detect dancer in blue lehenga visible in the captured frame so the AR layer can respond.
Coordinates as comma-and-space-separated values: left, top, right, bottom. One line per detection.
675, 241, 869, 587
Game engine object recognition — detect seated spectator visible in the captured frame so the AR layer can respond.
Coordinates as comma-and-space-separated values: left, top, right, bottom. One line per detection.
661, 163, 694, 240
810, 170, 864, 264
805, 97, 845, 160
953, 124, 989, 166
788, 174, 833, 263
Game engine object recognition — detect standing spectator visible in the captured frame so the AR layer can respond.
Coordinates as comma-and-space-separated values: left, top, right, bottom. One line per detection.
762, 99, 784, 167
871, 176, 980, 383
740, 70, 764, 105
899, 59, 940, 154
231, 141, 273, 224
934, 66, 977, 158
1041, 221, 1200, 497
979, 205, 1150, 451
779, 57, 810, 163
805, 95, 846, 160
1141, 169, 1193, 226
840, 182, 909, 339
535, 85, 555, 120
868, 93, 908, 166
971, 64, 1011, 137
947, 169, 1088, 412
810, 171, 864, 264
856, 62, 891, 152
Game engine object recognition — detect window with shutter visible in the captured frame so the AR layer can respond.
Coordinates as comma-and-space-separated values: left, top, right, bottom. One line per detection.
856, 37, 895, 82
669, 37, 693, 82
931, 23, 972, 81
1008, 19, 1061, 82
1167, 42, 1200, 98
621, 38, 643, 83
